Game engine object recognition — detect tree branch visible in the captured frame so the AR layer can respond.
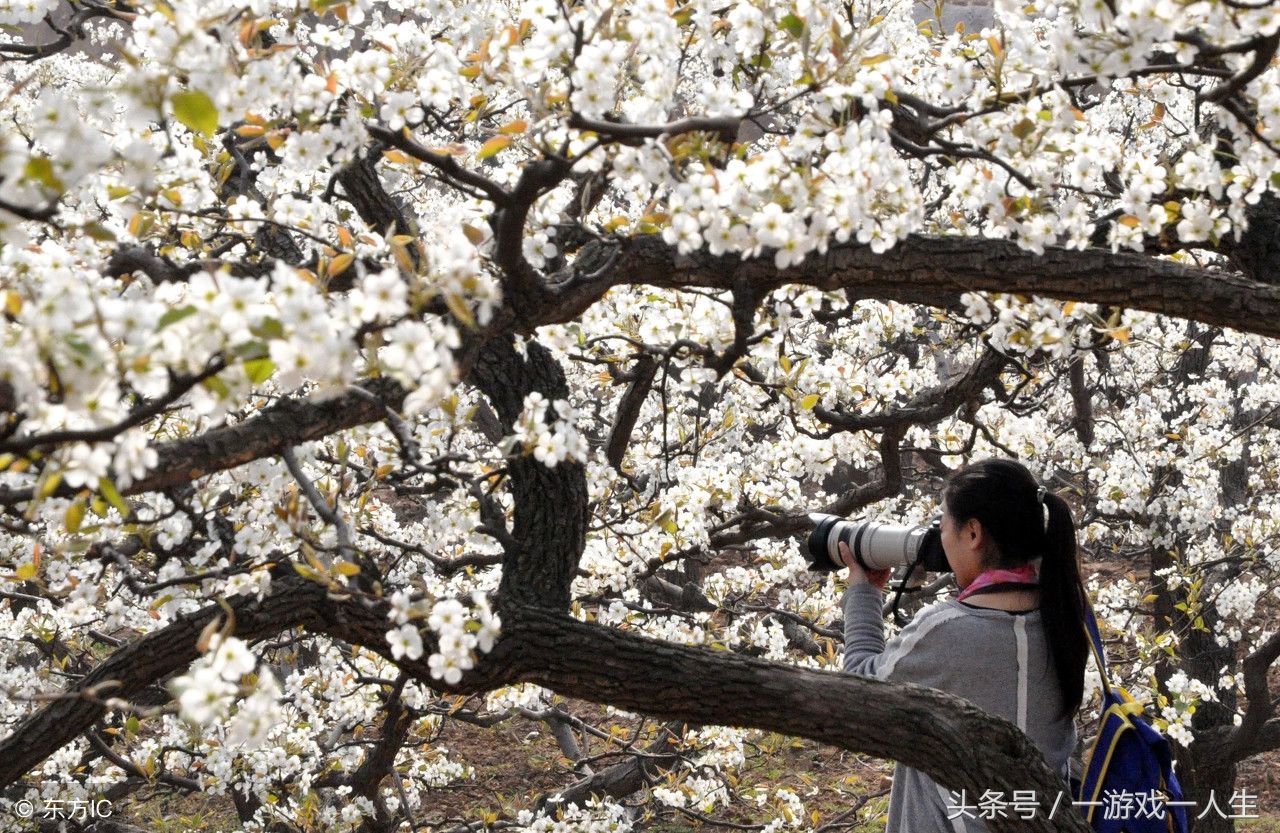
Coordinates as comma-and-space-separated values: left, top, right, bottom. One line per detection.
1224, 629, 1280, 761
543, 235, 1280, 342
0, 378, 407, 507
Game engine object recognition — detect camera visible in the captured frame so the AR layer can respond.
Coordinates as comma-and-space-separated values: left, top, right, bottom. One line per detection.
805, 514, 950, 573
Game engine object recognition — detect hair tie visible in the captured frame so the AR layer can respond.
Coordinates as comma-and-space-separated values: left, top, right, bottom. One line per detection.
1036, 486, 1047, 504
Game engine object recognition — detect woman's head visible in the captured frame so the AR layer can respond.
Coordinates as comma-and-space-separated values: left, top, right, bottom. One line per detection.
942, 458, 1050, 574
942, 458, 1089, 720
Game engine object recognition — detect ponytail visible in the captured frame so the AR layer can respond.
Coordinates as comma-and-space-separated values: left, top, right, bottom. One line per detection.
1039, 490, 1088, 721
944, 458, 1089, 721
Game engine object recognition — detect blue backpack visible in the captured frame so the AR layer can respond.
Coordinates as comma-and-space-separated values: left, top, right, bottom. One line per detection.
1072, 602, 1190, 833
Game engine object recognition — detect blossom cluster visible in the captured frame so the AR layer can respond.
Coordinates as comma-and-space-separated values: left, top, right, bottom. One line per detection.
512, 391, 589, 468
168, 634, 283, 749
385, 591, 502, 684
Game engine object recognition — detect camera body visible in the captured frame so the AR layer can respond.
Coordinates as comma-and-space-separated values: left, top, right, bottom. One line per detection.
805, 513, 950, 574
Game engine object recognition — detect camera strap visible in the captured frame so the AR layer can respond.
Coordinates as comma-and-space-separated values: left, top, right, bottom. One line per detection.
888, 548, 933, 626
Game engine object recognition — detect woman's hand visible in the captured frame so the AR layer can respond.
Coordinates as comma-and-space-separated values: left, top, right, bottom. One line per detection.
838, 542, 892, 590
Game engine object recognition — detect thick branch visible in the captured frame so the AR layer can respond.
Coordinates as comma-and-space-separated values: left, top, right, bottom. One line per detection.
4, 576, 1090, 833
545, 235, 1280, 341
496, 605, 1091, 833
1224, 629, 1280, 761
604, 352, 658, 470
465, 336, 588, 609
0, 572, 328, 787
0, 378, 407, 506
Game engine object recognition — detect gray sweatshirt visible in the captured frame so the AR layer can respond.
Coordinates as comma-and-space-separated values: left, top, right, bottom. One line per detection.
842, 582, 1077, 833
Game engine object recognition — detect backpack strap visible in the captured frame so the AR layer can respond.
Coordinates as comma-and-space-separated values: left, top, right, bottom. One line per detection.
1082, 599, 1113, 699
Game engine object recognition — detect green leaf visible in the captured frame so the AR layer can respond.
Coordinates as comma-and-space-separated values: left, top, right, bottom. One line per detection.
1011, 118, 1036, 139
82, 222, 116, 242
780, 13, 805, 37
24, 157, 64, 191
252, 317, 286, 340
157, 305, 197, 331
202, 375, 230, 398
171, 90, 219, 137
37, 471, 63, 499
233, 340, 270, 360
99, 477, 130, 517
800, 393, 820, 410
65, 499, 86, 533
243, 357, 275, 384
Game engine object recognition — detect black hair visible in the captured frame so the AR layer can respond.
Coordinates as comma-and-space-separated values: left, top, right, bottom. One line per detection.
943, 458, 1088, 721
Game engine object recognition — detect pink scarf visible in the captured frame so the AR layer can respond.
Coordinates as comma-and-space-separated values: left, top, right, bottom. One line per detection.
956, 563, 1040, 602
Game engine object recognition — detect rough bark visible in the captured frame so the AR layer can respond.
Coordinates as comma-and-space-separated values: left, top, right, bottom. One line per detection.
465, 336, 589, 609
0, 377, 407, 506
495, 605, 1092, 833
542, 235, 1280, 341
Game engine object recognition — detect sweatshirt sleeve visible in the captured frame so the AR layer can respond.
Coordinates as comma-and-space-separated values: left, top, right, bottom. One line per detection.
841, 582, 952, 689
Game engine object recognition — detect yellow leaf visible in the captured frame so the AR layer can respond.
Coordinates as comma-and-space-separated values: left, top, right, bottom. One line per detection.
38, 471, 63, 499
329, 252, 355, 277
381, 149, 415, 165
334, 560, 361, 577
391, 240, 416, 273
800, 393, 820, 410
1140, 102, 1166, 130
476, 135, 512, 160
171, 90, 219, 137
15, 562, 37, 581
1118, 215, 1141, 228
236, 124, 265, 137
65, 499, 86, 534
462, 223, 487, 245
5, 291, 23, 316
499, 119, 529, 135
196, 616, 221, 653
444, 293, 476, 328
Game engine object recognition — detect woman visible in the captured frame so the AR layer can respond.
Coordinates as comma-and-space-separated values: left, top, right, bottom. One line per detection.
841, 458, 1088, 833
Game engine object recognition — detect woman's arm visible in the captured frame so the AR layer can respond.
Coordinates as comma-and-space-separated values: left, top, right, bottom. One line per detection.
842, 582, 958, 688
